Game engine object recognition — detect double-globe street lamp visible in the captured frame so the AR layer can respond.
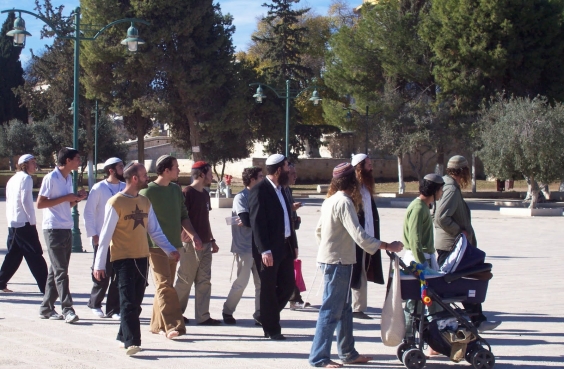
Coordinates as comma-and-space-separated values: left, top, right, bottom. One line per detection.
2, 7, 149, 252
344, 105, 378, 155
251, 80, 322, 157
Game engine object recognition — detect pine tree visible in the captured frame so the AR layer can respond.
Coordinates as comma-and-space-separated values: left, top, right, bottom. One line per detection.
130, 0, 237, 161
0, 12, 28, 125
252, 0, 312, 84
420, 0, 564, 109
81, 0, 156, 163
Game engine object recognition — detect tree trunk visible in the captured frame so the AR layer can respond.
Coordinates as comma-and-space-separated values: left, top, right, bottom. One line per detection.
471, 153, 477, 193
188, 118, 203, 162
435, 148, 444, 175
136, 118, 145, 164
305, 138, 321, 158
560, 180, 564, 192
529, 175, 538, 209
397, 155, 405, 194
8, 157, 14, 172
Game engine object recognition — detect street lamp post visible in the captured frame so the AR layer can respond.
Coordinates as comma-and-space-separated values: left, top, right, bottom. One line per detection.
344, 105, 377, 155
2, 7, 149, 252
250, 80, 322, 157
94, 100, 98, 178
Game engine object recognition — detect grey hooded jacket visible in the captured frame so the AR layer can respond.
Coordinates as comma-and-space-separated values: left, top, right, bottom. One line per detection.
433, 174, 477, 251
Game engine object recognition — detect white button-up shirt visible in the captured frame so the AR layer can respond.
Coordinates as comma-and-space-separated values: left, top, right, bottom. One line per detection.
266, 176, 291, 237
39, 167, 74, 230
6, 171, 36, 227
83, 180, 125, 239
360, 185, 374, 237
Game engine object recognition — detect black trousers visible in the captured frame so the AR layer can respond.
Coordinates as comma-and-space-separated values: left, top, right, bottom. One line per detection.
253, 242, 295, 336
437, 249, 487, 325
114, 257, 148, 348
88, 243, 119, 316
0, 224, 48, 293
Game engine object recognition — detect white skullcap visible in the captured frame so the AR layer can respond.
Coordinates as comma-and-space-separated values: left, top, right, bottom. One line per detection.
104, 157, 122, 167
265, 154, 285, 165
351, 153, 368, 167
156, 155, 172, 167
17, 154, 35, 165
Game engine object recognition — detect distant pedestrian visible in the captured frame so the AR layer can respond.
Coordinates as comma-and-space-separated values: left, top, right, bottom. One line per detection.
0, 154, 48, 294
350, 154, 384, 320
175, 161, 221, 326
285, 163, 307, 310
83, 157, 125, 319
222, 166, 264, 325
309, 162, 403, 368
37, 147, 87, 323
93, 163, 180, 356
140, 155, 202, 338
249, 154, 297, 340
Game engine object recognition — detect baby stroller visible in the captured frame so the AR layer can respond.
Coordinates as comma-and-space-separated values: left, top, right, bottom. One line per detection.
388, 237, 495, 369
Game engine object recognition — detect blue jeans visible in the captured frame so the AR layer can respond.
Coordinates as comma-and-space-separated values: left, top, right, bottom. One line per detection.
309, 263, 359, 367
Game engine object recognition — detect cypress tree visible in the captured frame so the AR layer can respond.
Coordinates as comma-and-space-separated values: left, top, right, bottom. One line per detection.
0, 12, 28, 124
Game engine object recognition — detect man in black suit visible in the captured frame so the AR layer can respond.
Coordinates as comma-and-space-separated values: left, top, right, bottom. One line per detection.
249, 154, 297, 341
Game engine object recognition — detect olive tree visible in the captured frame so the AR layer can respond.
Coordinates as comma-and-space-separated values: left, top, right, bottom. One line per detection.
479, 95, 564, 208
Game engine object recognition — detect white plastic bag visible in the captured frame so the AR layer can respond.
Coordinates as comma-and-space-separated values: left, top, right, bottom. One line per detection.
380, 256, 405, 347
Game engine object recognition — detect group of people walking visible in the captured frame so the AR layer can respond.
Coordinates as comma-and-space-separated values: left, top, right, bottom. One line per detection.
0, 148, 499, 366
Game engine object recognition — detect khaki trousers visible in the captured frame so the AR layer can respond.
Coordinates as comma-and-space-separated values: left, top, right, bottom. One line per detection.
223, 252, 261, 316
148, 248, 186, 335
351, 252, 367, 313
174, 242, 213, 324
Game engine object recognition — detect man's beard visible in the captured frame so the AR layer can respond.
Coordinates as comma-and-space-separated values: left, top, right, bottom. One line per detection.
278, 170, 290, 187
116, 173, 125, 182
360, 169, 375, 193
137, 181, 148, 191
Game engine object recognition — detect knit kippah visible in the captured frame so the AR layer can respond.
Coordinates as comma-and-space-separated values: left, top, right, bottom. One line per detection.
333, 162, 354, 178
447, 155, 468, 169
192, 161, 209, 169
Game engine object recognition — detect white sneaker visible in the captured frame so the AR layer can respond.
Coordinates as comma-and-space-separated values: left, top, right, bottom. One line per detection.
91, 308, 104, 318
477, 320, 501, 333
65, 312, 80, 324
125, 345, 141, 356
111, 313, 120, 320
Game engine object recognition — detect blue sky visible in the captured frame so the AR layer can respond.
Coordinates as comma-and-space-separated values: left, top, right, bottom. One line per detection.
0, 0, 334, 66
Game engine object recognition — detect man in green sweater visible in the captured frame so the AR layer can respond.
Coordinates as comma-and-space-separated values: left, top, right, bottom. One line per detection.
140, 155, 202, 339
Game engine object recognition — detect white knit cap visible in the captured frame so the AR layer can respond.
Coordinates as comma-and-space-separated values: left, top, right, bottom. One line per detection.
103, 157, 122, 167
17, 154, 34, 165
351, 153, 368, 167
265, 154, 285, 165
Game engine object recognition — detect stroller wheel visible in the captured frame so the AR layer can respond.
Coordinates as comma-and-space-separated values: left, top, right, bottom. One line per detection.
397, 342, 412, 363
402, 348, 426, 369
471, 349, 495, 369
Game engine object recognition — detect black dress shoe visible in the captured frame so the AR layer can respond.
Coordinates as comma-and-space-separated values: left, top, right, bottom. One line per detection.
352, 312, 373, 320
198, 317, 222, 326
264, 333, 286, 340
183, 316, 190, 324
253, 312, 262, 326
222, 313, 236, 325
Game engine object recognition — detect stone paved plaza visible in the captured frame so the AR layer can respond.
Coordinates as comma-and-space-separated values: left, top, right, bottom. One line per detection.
0, 197, 563, 368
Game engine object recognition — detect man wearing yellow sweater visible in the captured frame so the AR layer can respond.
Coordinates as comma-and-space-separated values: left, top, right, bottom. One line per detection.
93, 163, 180, 356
